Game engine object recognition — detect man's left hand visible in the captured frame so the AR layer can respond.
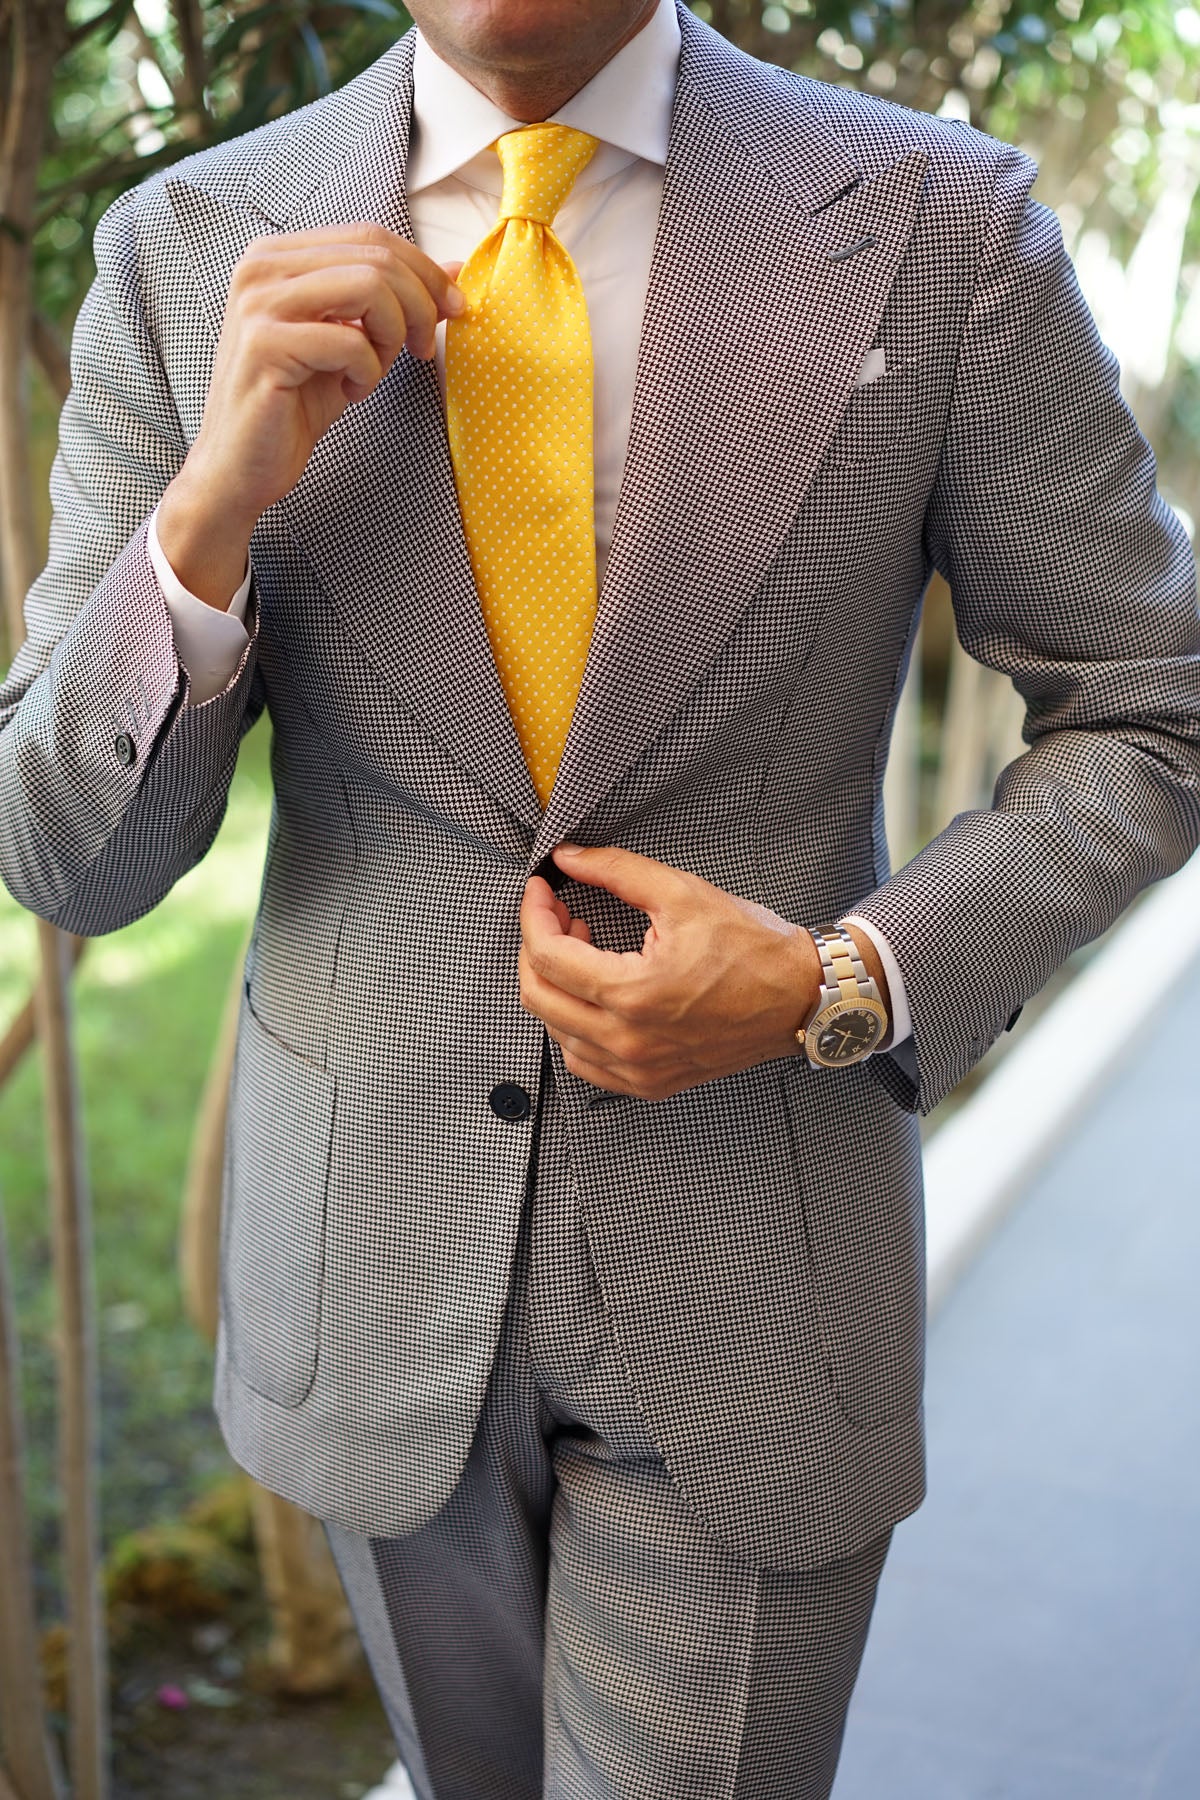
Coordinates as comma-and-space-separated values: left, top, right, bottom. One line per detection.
518, 844, 826, 1100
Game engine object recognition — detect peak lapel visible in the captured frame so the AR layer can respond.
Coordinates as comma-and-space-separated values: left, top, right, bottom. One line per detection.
166, 34, 541, 831
534, 25, 928, 862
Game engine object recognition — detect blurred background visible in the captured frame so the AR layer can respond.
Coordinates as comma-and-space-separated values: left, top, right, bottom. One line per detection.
1, 2, 1198, 1796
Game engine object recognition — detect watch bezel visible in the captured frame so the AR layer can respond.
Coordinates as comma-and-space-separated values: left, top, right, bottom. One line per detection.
799, 995, 889, 1069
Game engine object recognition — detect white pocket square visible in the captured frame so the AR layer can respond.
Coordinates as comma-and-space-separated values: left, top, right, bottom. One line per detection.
856, 347, 887, 388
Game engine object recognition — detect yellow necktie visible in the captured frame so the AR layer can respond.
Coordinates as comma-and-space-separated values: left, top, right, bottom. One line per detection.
445, 123, 600, 808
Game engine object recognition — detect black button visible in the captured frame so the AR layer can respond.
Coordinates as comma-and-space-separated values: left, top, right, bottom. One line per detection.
489, 1082, 531, 1122
532, 853, 568, 894
114, 732, 136, 767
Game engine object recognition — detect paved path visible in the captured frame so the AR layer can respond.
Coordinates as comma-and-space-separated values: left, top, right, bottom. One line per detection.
834, 956, 1200, 1798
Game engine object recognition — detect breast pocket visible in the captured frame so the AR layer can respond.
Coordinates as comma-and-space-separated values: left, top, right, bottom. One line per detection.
220, 994, 336, 1408
820, 362, 920, 468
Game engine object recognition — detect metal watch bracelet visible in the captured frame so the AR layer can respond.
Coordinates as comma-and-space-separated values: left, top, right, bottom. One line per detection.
811, 923, 873, 1000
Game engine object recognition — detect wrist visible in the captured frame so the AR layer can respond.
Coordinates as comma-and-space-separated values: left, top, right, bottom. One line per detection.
157, 461, 258, 609
842, 921, 893, 1049
795, 923, 892, 1067
775, 925, 823, 1058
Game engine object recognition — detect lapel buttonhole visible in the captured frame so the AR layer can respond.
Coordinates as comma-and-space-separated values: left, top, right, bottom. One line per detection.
829, 232, 878, 264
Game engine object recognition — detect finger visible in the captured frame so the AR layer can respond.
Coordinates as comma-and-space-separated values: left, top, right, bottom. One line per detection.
557, 1044, 636, 1096
521, 874, 577, 938
568, 916, 592, 944
551, 844, 690, 920
272, 266, 411, 363
241, 232, 467, 323
520, 951, 607, 1039
237, 241, 464, 349
520, 893, 626, 1006
273, 257, 442, 361
266, 320, 384, 392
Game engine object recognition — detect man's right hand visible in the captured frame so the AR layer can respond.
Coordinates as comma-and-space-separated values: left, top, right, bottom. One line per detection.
156, 224, 466, 608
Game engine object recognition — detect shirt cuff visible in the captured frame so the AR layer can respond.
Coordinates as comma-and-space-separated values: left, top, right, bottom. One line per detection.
841, 914, 912, 1048
147, 504, 252, 706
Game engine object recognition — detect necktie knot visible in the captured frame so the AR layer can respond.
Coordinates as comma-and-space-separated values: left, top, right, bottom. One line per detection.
495, 123, 599, 227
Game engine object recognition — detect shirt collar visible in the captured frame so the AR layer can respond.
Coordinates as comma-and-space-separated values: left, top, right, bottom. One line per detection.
406, 0, 680, 195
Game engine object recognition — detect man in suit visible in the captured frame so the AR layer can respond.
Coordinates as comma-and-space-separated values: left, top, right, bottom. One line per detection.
3, 0, 1198, 1794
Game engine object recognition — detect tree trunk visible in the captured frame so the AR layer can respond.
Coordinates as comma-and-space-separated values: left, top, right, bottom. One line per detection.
0, 4, 109, 1797
250, 1487, 363, 1696
0, 1764, 43, 1800
33, 925, 108, 1800
0, 1211, 65, 1800
169, 0, 210, 135
0, 939, 86, 1095
179, 950, 245, 1343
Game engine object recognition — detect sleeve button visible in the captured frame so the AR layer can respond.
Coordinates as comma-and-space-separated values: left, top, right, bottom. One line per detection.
114, 733, 136, 767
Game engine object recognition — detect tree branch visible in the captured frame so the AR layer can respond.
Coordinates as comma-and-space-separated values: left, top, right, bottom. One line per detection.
35, 138, 179, 224
32, 308, 69, 402
126, 6, 185, 109
66, 0, 130, 52
169, 0, 210, 133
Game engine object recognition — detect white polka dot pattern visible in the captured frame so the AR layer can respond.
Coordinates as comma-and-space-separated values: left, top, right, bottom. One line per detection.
445, 123, 600, 808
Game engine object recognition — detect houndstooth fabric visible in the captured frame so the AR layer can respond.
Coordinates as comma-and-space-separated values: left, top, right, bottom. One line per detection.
325, 1065, 891, 1800
2, 4, 1199, 1568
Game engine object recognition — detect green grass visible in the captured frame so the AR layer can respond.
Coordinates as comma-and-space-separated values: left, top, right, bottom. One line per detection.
0, 718, 273, 1607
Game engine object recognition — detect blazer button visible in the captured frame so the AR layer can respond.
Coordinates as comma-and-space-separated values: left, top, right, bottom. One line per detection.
489, 1082, 531, 1122
114, 732, 136, 767
532, 854, 568, 894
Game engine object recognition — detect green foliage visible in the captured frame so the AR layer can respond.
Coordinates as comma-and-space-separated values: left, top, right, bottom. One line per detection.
37, 0, 413, 325
704, 3, 1200, 245
34, 0, 1200, 335
31, 1, 1197, 528
106, 1511, 254, 1618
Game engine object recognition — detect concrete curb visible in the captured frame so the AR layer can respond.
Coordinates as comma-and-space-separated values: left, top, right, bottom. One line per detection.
923, 848, 1200, 1312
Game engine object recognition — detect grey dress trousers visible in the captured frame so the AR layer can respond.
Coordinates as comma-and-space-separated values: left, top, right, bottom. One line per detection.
325, 1051, 891, 1800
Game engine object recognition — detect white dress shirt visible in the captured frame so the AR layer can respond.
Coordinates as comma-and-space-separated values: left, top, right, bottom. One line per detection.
146, 0, 911, 1043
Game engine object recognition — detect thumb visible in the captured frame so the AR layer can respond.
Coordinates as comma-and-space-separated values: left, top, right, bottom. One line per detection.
552, 844, 687, 919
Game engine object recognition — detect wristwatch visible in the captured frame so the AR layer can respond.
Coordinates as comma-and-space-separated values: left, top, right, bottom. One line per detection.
795, 924, 889, 1069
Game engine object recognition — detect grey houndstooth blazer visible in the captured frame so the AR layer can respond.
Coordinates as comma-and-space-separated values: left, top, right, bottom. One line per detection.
3, 6, 1199, 1571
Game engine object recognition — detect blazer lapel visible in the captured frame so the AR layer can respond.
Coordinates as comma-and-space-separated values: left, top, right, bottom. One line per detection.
166, 32, 542, 831
534, 14, 928, 862
167, 17, 928, 850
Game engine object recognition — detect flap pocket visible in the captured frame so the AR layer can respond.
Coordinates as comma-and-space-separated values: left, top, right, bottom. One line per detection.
221, 996, 335, 1407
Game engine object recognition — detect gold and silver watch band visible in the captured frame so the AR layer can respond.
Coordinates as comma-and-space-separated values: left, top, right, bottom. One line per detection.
811, 923, 873, 1001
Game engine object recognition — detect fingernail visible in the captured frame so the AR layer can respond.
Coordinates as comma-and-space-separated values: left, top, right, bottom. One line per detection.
555, 843, 582, 858
445, 285, 468, 317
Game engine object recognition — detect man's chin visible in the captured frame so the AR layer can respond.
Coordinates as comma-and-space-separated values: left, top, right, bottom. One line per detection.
408, 0, 657, 89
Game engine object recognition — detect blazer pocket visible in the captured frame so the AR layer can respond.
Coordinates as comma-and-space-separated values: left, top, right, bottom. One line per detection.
779, 1061, 925, 1430
819, 365, 919, 468
221, 995, 335, 1408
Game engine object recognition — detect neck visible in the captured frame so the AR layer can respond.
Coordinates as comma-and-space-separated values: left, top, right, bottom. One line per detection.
425, 0, 660, 123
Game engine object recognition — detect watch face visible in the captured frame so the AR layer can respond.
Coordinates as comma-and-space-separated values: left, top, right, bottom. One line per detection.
811, 1003, 886, 1067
